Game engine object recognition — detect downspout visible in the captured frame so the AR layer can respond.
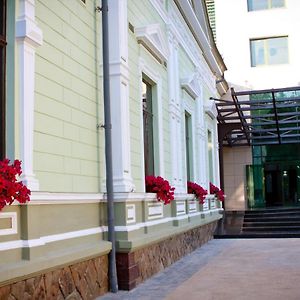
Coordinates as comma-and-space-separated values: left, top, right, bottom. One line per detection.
98, 0, 118, 293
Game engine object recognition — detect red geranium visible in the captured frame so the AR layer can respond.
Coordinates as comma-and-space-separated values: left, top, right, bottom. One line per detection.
187, 181, 207, 204
145, 176, 175, 205
0, 159, 31, 211
209, 182, 225, 202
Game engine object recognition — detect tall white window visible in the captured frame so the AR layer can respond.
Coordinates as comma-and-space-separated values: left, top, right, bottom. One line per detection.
250, 37, 288, 67
142, 78, 155, 177
185, 112, 193, 181
247, 0, 285, 11
208, 130, 214, 183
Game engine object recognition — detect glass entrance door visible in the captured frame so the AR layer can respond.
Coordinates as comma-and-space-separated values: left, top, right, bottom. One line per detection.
246, 165, 265, 209
247, 163, 300, 208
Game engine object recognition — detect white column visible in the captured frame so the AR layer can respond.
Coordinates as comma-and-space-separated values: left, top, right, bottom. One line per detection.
173, 40, 185, 193
16, 0, 42, 191
105, 0, 134, 192
168, 31, 178, 188
195, 85, 204, 186
167, 31, 185, 193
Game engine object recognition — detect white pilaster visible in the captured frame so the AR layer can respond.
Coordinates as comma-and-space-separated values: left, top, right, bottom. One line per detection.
168, 31, 178, 188
105, 0, 134, 192
195, 85, 206, 187
16, 0, 42, 191
167, 30, 185, 193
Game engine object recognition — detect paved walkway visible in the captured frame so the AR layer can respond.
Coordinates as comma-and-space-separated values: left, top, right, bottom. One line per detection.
98, 239, 300, 300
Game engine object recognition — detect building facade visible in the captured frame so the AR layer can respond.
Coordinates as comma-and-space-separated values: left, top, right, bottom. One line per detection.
0, 0, 226, 298
212, 0, 300, 211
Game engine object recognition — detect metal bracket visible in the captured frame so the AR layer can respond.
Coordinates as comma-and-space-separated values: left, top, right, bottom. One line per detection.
95, 6, 102, 13
97, 124, 112, 129
95, 6, 108, 12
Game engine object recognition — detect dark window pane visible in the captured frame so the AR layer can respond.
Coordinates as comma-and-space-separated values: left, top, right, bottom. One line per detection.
0, 0, 5, 37
0, 0, 5, 159
208, 130, 213, 183
143, 79, 155, 177
185, 112, 192, 182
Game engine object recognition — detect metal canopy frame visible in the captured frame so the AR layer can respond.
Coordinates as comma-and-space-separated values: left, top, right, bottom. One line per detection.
213, 86, 300, 147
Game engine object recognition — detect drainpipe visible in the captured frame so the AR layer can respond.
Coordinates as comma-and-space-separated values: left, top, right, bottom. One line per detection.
98, 0, 118, 293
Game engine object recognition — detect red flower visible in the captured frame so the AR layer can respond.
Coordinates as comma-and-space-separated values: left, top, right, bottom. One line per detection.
0, 159, 31, 211
145, 176, 175, 205
209, 182, 225, 201
187, 181, 207, 204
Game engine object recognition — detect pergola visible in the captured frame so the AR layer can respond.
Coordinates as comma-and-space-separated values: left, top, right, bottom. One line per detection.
213, 86, 300, 147
212, 86, 300, 191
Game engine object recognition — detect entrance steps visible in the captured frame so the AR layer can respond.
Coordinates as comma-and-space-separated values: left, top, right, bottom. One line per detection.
214, 207, 300, 238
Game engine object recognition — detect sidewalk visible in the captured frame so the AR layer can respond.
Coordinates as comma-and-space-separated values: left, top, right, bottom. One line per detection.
98, 239, 300, 300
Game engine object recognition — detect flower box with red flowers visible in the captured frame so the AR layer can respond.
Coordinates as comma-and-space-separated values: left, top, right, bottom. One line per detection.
187, 181, 208, 204
209, 182, 225, 202
0, 159, 31, 211
145, 176, 175, 205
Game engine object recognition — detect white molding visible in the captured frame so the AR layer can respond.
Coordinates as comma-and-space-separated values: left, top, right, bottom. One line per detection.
115, 208, 223, 232
16, 0, 43, 191
126, 204, 136, 224
181, 73, 202, 99
147, 202, 164, 220
149, 0, 169, 23
176, 201, 186, 216
188, 200, 197, 213
0, 208, 224, 250
205, 100, 218, 119
23, 192, 213, 205
0, 212, 17, 236
0, 226, 107, 251
29, 192, 104, 204
136, 24, 169, 63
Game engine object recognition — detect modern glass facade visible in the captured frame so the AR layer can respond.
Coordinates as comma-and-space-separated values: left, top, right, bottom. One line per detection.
246, 91, 300, 208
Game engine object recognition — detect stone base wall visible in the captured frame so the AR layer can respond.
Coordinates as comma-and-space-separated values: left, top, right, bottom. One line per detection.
0, 255, 108, 300
116, 221, 218, 290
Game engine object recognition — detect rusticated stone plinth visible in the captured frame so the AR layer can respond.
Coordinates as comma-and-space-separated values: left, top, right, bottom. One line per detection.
0, 255, 108, 300
116, 221, 218, 290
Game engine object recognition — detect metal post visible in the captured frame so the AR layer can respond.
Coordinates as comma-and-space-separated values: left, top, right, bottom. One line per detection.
101, 0, 118, 292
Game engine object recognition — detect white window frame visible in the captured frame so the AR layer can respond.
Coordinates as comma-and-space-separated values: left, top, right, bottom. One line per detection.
139, 58, 164, 187
206, 122, 216, 185
183, 94, 196, 184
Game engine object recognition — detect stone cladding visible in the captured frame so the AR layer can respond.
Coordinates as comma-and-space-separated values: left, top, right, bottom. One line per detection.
0, 255, 108, 300
116, 221, 218, 290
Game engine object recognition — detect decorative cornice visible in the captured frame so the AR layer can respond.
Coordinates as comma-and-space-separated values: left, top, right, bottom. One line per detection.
136, 23, 169, 63
15, 0, 43, 47
205, 100, 218, 119
181, 72, 201, 99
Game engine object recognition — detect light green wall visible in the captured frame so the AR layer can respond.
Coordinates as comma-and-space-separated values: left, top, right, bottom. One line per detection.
178, 46, 195, 78
34, 0, 102, 192
128, 0, 171, 192
178, 46, 196, 184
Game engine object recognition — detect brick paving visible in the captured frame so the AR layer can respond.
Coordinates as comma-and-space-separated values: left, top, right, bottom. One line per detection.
97, 239, 300, 300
